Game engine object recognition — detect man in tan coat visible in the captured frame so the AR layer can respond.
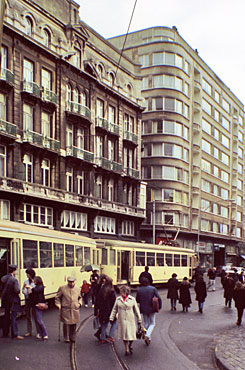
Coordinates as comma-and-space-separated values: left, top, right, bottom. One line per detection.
55, 276, 82, 343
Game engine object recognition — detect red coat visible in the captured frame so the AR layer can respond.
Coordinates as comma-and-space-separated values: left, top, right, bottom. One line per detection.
81, 283, 91, 294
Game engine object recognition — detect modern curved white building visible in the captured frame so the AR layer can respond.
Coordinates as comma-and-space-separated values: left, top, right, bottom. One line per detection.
109, 26, 245, 267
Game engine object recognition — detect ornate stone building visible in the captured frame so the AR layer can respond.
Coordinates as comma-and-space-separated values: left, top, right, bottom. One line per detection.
0, 0, 146, 240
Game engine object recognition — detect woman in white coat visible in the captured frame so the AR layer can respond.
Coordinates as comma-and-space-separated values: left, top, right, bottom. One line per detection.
110, 285, 141, 356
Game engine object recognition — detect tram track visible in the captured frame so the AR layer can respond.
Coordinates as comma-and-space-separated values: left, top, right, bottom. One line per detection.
72, 314, 131, 370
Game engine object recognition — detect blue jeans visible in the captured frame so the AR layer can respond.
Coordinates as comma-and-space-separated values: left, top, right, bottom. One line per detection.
143, 313, 156, 340
11, 311, 18, 338
101, 320, 117, 340
34, 307, 48, 337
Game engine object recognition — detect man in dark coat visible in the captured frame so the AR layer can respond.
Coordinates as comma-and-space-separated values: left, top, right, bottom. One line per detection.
136, 277, 162, 345
194, 276, 207, 313
139, 266, 153, 286
167, 273, 179, 311
1, 264, 23, 339
233, 281, 245, 326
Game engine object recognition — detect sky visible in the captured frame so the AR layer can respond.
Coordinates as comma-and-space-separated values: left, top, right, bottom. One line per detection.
77, 0, 245, 106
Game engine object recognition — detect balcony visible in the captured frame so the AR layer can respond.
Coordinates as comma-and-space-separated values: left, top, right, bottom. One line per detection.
66, 145, 94, 163
66, 101, 91, 121
42, 88, 57, 105
193, 122, 201, 133
0, 68, 14, 86
96, 116, 109, 130
22, 80, 41, 98
23, 129, 60, 152
123, 131, 138, 145
95, 157, 122, 172
108, 122, 120, 135
193, 101, 201, 113
125, 167, 140, 178
0, 119, 17, 137
194, 80, 201, 93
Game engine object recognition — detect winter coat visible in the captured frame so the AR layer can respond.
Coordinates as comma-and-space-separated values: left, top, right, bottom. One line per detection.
195, 279, 207, 303
95, 285, 116, 324
1, 274, 21, 312
179, 281, 192, 306
223, 277, 235, 299
110, 295, 141, 341
81, 283, 91, 294
167, 277, 179, 299
29, 285, 46, 306
207, 269, 216, 280
233, 286, 245, 309
136, 285, 162, 314
139, 271, 153, 285
55, 285, 81, 325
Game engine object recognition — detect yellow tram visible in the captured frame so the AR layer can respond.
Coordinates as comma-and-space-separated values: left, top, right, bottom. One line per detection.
0, 220, 97, 302
96, 239, 197, 286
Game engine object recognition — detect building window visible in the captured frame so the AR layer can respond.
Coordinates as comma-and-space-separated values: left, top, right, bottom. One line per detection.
24, 17, 32, 36
41, 69, 51, 91
66, 167, 73, 192
77, 171, 84, 195
23, 104, 33, 132
220, 224, 228, 234
236, 228, 242, 238
0, 199, 10, 220
108, 179, 114, 202
152, 74, 183, 92
19, 203, 53, 226
236, 211, 242, 222
122, 220, 135, 236
221, 134, 229, 148
237, 163, 242, 175
222, 99, 230, 113
220, 206, 228, 218
108, 72, 115, 87
201, 159, 211, 173
41, 111, 51, 138
220, 188, 229, 199
201, 179, 210, 192
0, 145, 6, 177
109, 105, 116, 124
66, 124, 73, 148
237, 179, 242, 190
23, 59, 34, 83
41, 159, 50, 187
23, 154, 33, 182
42, 29, 51, 47
61, 210, 87, 230
221, 170, 229, 183
96, 175, 102, 198
139, 54, 149, 67
77, 128, 84, 149
96, 98, 104, 118
108, 139, 115, 161
213, 128, 219, 141
214, 91, 220, 103
96, 135, 103, 158
202, 119, 211, 135
94, 216, 115, 234
1, 46, 7, 69
221, 152, 229, 166
221, 117, 230, 131
237, 195, 242, 206
0, 93, 6, 120
201, 219, 210, 231
202, 139, 211, 154
202, 78, 212, 95
66, 84, 72, 102
238, 147, 243, 159
214, 109, 220, 122
152, 52, 182, 69
202, 99, 212, 115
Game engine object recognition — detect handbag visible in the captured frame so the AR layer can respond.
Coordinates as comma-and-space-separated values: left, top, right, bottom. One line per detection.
152, 296, 159, 313
36, 302, 48, 310
136, 323, 143, 339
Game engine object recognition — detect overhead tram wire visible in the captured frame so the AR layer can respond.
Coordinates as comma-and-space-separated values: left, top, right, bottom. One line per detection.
114, 0, 138, 80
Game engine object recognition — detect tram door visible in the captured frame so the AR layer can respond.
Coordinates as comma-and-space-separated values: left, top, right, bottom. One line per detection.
0, 238, 10, 293
117, 251, 130, 282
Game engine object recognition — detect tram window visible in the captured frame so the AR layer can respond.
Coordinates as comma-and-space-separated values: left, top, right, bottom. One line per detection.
53, 243, 64, 267
40, 242, 52, 268
110, 250, 116, 265
84, 247, 90, 265
75, 246, 83, 266
147, 252, 155, 266
136, 251, 145, 266
174, 254, 180, 267
101, 248, 108, 265
181, 255, 187, 267
157, 253, 164, 266
166, 254, 172, 266
65, 245, 74, 267
23, 240, 38, 268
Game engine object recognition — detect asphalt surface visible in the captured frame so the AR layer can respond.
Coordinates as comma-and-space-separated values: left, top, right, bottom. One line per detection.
0, 277, 244, 370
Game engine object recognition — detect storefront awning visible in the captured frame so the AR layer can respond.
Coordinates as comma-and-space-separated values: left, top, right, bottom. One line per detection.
240, 255, 245, 259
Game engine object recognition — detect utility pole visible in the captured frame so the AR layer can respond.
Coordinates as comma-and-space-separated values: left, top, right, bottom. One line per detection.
0, 0, 5, 69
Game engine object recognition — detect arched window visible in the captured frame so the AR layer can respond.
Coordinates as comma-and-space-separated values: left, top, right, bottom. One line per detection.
73, 41, 81, 69
74, 88, 79, 104
43, 29, 51, 47
24, 17, 32, 36
97, 64, 103, 79
108, 72, 114, 87
81, 91, 86, 106
66, 84, 72, 102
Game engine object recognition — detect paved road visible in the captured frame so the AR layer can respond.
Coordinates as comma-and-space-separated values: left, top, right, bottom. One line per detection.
0, 277, 241, 370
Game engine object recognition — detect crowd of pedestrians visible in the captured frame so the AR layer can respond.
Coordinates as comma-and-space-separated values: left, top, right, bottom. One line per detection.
1, 263, 245, 356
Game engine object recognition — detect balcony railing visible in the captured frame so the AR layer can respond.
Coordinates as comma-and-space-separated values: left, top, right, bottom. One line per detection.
125, 167, 140, 178
96, 157, 122, 172
108, 122, 120, 135
123, 131, 138, 145
0, 119, 17, 137
23, 129, 60, 152
66, 145, 94, 163
42, 88, 57, 105
66, 101, 91, 120
0, 68, 14, 85
96, 116, 109, 130
22, 80, 41, 98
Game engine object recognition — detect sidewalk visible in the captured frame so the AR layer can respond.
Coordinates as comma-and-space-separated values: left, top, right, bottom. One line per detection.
214, 325, 245, 370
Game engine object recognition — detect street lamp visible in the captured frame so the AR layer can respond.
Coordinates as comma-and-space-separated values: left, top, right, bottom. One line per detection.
197, 198, 235, 266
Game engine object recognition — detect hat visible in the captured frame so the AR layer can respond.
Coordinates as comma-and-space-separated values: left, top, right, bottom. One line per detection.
8, 264, 17, 271
67, 276, 76, 282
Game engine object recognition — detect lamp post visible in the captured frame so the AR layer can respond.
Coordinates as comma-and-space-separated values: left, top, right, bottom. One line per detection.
197, 198, 235, 267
